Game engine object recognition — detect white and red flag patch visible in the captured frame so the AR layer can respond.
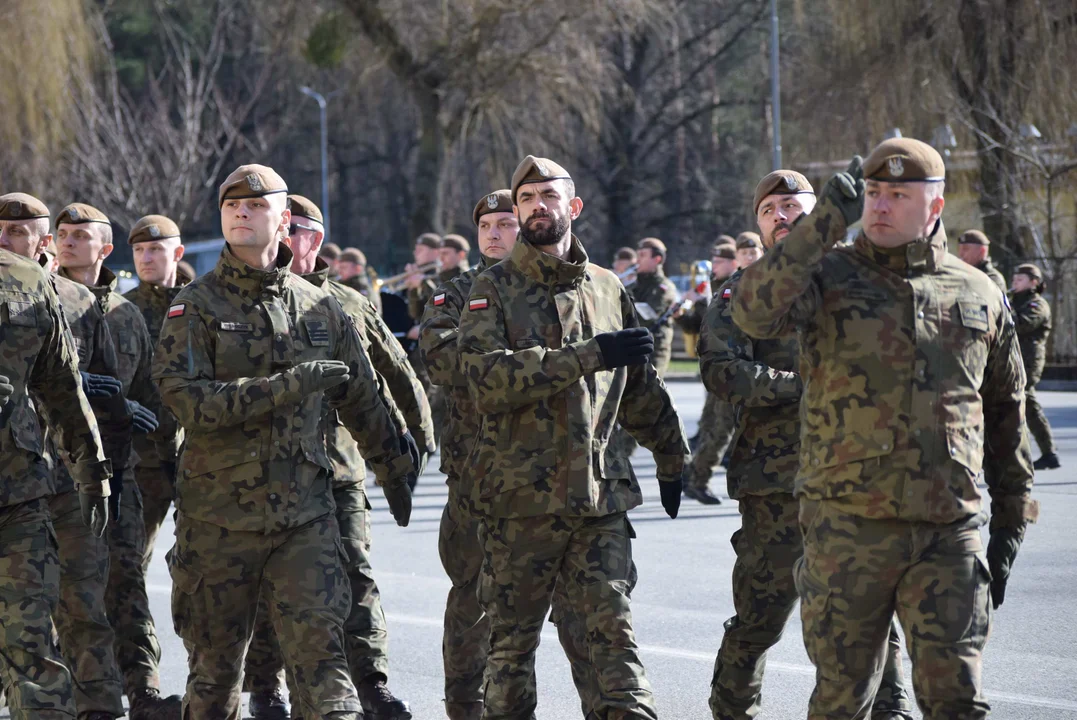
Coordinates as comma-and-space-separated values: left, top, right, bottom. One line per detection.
722, 288, 732, 299
469, 297, 489, 311
167, 304, 186, 318
433, 293, 446, 306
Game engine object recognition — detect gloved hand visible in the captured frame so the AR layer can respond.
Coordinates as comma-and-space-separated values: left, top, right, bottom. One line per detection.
594, 327, 654, 370
821, 155, 866, 227
126, 400, 159, 434
79, 492, 109, 537
987, 526, 1024, 609
290, 360, 350, 395
0, 374, 13, 407
382, 480, 414, 527
80, 371, 123, 398
657, 470, 684, 519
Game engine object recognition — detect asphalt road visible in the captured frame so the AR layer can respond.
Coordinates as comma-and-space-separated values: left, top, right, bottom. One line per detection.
12, 385, 1077, 719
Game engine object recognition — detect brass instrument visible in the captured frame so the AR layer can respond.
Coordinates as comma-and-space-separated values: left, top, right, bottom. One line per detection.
375, 262, 439, 293
616, 263, 638, 287
689, 260, 712, 297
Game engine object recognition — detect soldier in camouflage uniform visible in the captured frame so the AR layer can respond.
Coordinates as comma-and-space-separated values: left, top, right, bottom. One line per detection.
338, 247, 382, 316
734, 232, 763, 268
732, 138, 1038, 719
402, 233, 445, 446
153, 164, 417, 719
124, 215, 189, 576
701, 172, 911, 720
957, 230, 1008, 293
458, 156, 690, 720
318, 241, 341, 277
242, 194, 433, 720
1011, 263, 1060, 470
0, 233, 115, 719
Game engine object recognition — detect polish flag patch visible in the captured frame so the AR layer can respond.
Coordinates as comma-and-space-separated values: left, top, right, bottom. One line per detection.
167, 304, 186, 318
722, 288, 732, 299
469, 297, 489, 311
433, 293, 446, 307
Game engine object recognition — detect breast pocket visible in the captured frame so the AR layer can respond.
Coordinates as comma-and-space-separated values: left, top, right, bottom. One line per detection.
943, 298, 990, 386
213, 321, 266, 379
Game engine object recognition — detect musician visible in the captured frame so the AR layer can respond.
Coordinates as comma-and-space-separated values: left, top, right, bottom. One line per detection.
612, 247, 637, 285
437, 235, 470, 282
337, 247, 382, 315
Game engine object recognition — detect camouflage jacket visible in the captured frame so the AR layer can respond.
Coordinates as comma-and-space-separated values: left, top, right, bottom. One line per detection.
407, 277, 438, 322
975, 258, 1008, 294
732, 197, 1036, 529
628, 268, 679, 374
699, 270, 801, 499
152, 243, 411, 533
458, 237, 689, 519
303, 258, 433, 490
419, 256, 489, 481
1012, 289, 1051, 386
0, 249, 111, 506
341, 272, 382, 316
124, 270, 193, 467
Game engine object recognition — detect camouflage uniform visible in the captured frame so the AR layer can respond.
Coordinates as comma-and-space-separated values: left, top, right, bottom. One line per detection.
974, 258, 1007, 294
699, 271, 911, 720
0, 249, 113, 719
124, 268, 191, 571
732, 195, 1037, 719
341, 272, 382, 316
407, 273, 445, 445
153, 243, 412, 719
458, 236, 689, 719
1012, 289, 1055, 456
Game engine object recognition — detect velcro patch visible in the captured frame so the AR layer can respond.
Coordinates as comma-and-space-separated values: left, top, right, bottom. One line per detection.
305, 319, 330, 346
469, 297, 489, 311
167, 304, 185, 318
219, 322, 253, 332
957, 301, 989, 332
433, 293, 446, 306
722, 288, 732, 299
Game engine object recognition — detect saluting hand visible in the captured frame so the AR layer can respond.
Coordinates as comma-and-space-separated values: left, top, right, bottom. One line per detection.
821, 155, 866, 227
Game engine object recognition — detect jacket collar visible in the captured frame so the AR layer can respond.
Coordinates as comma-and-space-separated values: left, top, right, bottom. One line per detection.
512, 235, 589, 287
854, 219, 947, 276
213, 242, 293, 298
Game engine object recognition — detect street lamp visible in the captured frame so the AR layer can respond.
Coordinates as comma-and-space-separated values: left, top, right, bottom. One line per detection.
769, 0, 781, 170
299, 86, 339, 242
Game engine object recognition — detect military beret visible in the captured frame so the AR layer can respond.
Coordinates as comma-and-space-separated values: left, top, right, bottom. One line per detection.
1015, 263, 1043, 283
958, 230, 990, 246
128, 214, 181, 245
218, 163, 288, 207
752, 170, 814, 215
510, 155, 572, 202
715, 234, 736, 247
712, 244, 737, 260
56, 202, 110, 226
0, 192, 50, 221
863, 138, 945, 182
614, 247, 637, 262
637, 237, 667, 256
440, 234, 470, 253
319, 242, 341, 260
340, 247, 367, 265
287, 194, 323, 223
736, 231, 762, 250
416, 232, 441, 250
473, 189, 514, 226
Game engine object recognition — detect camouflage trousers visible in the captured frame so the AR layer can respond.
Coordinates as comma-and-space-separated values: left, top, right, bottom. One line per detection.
168, 512, 359, 719
1025, 385, 1056, 455
245, 484, 390, 698
105, 472, 163, 696
49, 489, 125, 717
710, 494, 911, 720
797, 500, 991, 720
687, 394, 735, 490
0, 498, 77, 719
479, 512, 656, 720
135, 462, 175, 573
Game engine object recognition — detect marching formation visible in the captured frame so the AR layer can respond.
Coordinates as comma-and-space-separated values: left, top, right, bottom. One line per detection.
0, 135, 1049, 720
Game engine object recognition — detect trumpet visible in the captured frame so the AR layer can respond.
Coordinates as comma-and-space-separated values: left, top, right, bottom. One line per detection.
616, 263, 638, 287
375, 262, 439, 293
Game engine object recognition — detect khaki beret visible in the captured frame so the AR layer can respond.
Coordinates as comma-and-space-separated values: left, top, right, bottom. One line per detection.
510, 155, 572, 202
712, 244, 737, 260
340, 247, 367, 265
614, 247, 637, 262
440, 234, 470, 253
0, 192, 50, 221
637, 237, 667, 256
958, 230, 990, 246
715, 234, 736, 247
218, 163, 288, 207
752, 170, 814, 215
864, 138, 945, 182
1015, 263, 1043, 283
56, 202, 110, 226
416, 232, 441, 250
473, 189, 514, 226
736, 232, 762, 250
287, 194, 323, 223
319, 242, 341, 260
128, 214, 181, 245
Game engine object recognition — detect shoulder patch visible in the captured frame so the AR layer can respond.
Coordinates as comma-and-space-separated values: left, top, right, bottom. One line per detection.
469, 297, 489, 311
722, 287, 732, 299
433, 293, 446, 307
167, 303, 185, 318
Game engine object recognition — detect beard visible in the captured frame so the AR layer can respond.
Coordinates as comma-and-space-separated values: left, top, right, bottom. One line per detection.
768, 222, 791, 248
519, 211, 570, 247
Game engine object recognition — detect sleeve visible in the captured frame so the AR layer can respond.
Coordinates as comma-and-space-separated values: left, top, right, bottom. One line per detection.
407, 279, 436, 321
84, 306, 133, 474
731, 198, 848, 338
127, 312, 178, 459
1015, 300, 1050, 335
459, 275, 605, 415
419, 281, 467, 389
699, 278, 801, 407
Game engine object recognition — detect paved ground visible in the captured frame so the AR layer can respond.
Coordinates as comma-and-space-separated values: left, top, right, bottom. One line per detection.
10, 385, 1076, 719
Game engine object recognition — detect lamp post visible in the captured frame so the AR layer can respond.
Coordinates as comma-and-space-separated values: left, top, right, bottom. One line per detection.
769, 0, 781, 170
299, 86, 338, 242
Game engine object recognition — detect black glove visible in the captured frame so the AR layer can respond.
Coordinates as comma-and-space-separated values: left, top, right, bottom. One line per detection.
80, 371, 123, 398
987, 526, 1023, 609
382, 480, 414, 527
594, 327, 654, 370
821, 155, 866, 227
0, 374, 13, 407
658, 471, 684, 519
79, 492, 109, 537
126, 400, 159, 434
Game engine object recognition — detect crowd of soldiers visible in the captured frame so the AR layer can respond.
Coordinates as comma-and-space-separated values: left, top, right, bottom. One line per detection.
0, 134, 1051, 720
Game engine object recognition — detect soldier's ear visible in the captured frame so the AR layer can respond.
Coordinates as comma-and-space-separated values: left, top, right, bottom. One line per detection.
569, 197, 584, 220
173, 244, 185, 263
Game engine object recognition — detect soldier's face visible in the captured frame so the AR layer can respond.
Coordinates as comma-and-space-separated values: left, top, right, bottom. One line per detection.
1011, 273, 1036, 293
284, 224, 323, 271
711, 256, 738, 279
336, 259, 359, 281
756, 193, 815, 248
637, 248, 662, 273
863, 180, 945, 248
477, 211, 518, 260
439, 247, 467, 270
133, 239, 184, 286
221, 196, 288, 248
414, 244, 438, 265
56, 223, 111, 270
737, 247, 763, 266
514, 179, 581, 247
0, 219, 50, 259
957, 243, 987, 266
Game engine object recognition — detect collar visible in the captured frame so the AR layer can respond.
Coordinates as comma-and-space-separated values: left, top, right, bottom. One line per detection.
213, 242, 293, 298
135, 267, 192, 300
512, 234, 589, 288
58, 265, 118, 306
302, 256, 332, 291
853, 219, 947, 276
1011, 289, 1036, 304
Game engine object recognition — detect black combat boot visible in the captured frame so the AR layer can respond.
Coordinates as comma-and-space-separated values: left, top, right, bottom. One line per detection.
249, 689, 290, 720
129, 687, 182, 720
357, 675, 412, 719
683, 485, 723, 505
1034, 452, 1061, 470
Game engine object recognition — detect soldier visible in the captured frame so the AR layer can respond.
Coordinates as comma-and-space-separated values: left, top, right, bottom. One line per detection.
152, 164, 417, 718
957, 230, 1008, 293
319, 241, 342, 276
241, 194, 432, 720
679, 240, 739, 505
458, 155, 689, 719
55, 203, 181, 719
124, 215, 189, 575
439, 234, 471, 280
611, 246, 637, 284
404, 233, 442, 329
1011, 263, 1060, 470
732, 138, 1037, 718
337, 247, 382, 315
734, 232, 763, 267
0, 195, 113, 720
